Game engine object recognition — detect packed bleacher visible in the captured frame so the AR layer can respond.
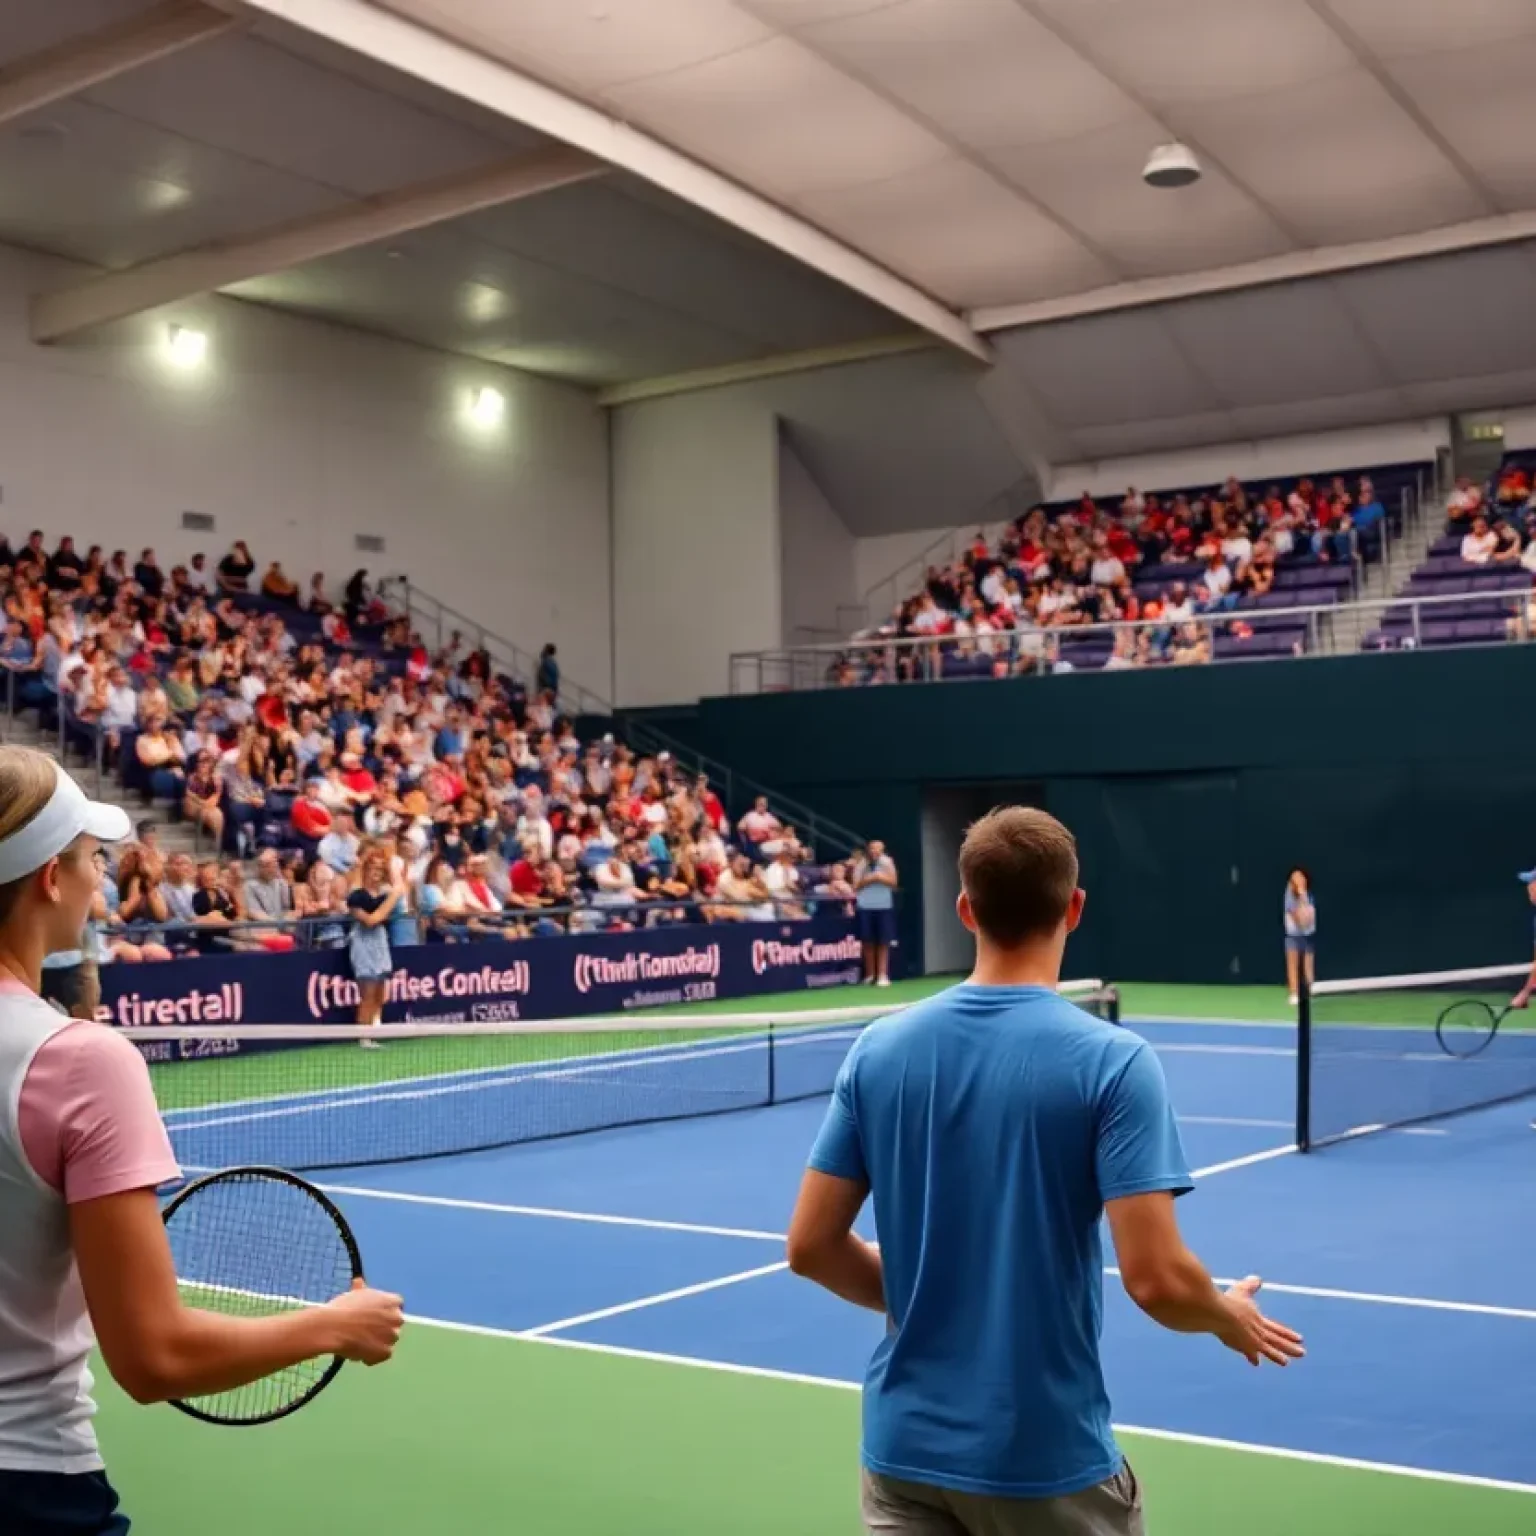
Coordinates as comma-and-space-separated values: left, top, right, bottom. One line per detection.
1365, 460, 1536, 651
0, 532, 878, 964
838, 462, 1428, 681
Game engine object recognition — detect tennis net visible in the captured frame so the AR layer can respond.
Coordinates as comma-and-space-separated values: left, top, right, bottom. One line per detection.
1299, 963, 1536, 1147
127, 981, 1120, 1173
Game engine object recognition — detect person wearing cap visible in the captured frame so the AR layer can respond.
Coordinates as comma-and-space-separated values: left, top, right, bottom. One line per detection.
0, 745, 404, 1534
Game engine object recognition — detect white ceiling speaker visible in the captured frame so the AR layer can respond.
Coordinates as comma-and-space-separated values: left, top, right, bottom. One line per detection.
1143, 142, 1202, 189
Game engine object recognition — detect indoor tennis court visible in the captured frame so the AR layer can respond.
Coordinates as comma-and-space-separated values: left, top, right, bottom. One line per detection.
101, 979, 1536, 1534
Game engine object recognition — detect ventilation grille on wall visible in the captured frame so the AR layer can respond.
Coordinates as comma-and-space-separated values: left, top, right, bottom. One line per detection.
181, 511, 215, 532
355, 534, 386, 553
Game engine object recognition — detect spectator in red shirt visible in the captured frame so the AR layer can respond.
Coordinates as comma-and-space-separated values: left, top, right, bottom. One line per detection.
291, 777, 333, 851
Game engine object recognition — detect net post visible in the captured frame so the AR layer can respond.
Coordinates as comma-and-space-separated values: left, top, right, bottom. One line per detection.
767, 1020, 778, 1107
1295, 972, 1312, 1153
1106, 986, 1121, 1027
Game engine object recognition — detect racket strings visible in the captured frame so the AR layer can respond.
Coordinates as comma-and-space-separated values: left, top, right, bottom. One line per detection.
165, 1169, 358, 1424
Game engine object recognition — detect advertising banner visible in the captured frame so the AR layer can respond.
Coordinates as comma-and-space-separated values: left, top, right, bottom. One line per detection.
101, 916, 877, 1033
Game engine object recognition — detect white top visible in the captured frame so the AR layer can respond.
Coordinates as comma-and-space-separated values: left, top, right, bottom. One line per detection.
0, 996, 98, 1472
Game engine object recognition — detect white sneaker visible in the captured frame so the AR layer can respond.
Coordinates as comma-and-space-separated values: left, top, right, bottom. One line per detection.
359, 1036, 383, 1049
1288, 994, 1299, 1005
876, 976, 892, 988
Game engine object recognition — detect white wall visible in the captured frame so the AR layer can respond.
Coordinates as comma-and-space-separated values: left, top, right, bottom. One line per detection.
0, 244, 613, 695
1496, 406, 1536, 450
1048, 419, 1451, 501
611, 390, 779, 706
778, 430, 857, 645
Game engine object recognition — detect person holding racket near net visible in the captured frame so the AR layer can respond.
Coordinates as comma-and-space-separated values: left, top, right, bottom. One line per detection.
788, 806, 1303, 1536
0, 747, 403, 1536
1508, 865, 1536, 1130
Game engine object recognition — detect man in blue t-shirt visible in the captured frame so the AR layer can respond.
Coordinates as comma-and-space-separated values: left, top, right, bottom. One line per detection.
788, 806, 1303, 1535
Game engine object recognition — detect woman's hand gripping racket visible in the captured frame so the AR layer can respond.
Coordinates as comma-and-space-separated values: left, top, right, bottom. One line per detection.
161, 1167, 401, 1425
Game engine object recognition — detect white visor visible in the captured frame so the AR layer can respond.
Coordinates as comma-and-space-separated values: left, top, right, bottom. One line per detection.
0, 761, 132, 884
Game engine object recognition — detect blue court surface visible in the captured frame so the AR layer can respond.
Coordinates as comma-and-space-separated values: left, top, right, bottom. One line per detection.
172, 1013, 1536, 1495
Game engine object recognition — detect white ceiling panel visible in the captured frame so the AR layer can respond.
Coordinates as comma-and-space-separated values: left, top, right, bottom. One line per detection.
1401, 367, 1536, 415
86, 30, 529, 196
1226, 389, 1413, 442
796, 157, 1112, 307
1029, 0, 1355, 104
1066, 411, 1239, 461
1391, 39, 1536, 209
0, 0, 151, 63
0, 99, 344, 268
990, 120, 1290, 276
381, 0, 771, 95
602, 35, 945, 200
1325, 0, 1536, 60
1160, 282, 1390, 405
1177, 75, 1488, 243
1334, 246, 1536, 381
787, 0, 1136, 151
997, 309, 1224, 427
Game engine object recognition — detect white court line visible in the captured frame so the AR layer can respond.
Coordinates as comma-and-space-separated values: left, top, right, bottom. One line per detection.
1191, 1143, 1298, 1177
305, 1129, 1292, 1241
400, 1313, 1536, 1497
1153, 1043, 1295, 1058
312, 1182, 787, 1242
1180, 1114, 1291, 1129
520, 1260, 789, 1338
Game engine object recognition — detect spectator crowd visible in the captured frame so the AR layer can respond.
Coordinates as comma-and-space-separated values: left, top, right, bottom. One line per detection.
0, 532, 882, 969
841, 473, 1391, 681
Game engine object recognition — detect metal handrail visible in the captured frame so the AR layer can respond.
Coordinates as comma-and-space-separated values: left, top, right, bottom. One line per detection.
728, 580, 1536, 692
381, 576, 875, 858
378, 576, 613, 718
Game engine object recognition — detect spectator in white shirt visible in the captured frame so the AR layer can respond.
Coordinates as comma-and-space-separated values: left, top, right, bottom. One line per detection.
762, 846, 807, 920
515, 787, 554, 862
186, 551, 214, 595
1461, 515, 1498, 566
1087, 533, 1125, 588
1157, 582, 1189, 623
738, 796, 781, 852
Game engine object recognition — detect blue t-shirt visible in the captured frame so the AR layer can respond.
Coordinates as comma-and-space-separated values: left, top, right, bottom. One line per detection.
808, 984, 1192, 1499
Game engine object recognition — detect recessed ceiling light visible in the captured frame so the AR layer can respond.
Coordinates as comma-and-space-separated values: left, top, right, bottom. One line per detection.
468, 386, 505, 427
166, 324, 207, 367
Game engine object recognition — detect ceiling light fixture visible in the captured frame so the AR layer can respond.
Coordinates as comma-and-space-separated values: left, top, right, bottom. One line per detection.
166, 324, 208, 367
1143, 142, 1202, 189
469, 386, 505, 427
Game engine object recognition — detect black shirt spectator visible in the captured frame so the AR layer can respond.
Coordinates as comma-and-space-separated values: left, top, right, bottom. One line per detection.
537, 644, 560, 696
48, 537, 82, 591
192, 878, 237, 954
135, 548, 164, 598
218, 541, 256, 593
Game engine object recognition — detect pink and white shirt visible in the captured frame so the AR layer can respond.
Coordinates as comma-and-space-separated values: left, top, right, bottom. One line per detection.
0, 982, 178, 1472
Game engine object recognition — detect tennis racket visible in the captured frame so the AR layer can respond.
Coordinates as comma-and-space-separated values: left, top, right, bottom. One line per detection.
161, 1166, 363, 1426
1434, 997, 1518, 1059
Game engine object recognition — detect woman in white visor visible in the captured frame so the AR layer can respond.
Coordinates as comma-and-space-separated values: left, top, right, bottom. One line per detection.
0, 746, 403, 1534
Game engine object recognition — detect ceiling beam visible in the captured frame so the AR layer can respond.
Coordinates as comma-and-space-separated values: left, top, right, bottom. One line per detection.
229, 0, 991, 366
31, 146, 606, 342
596, 335, 937, 408
0, 1, 239, 126
970, 212, 1536, 335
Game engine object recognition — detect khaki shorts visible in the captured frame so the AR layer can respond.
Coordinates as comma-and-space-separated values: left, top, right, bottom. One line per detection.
861, 1462, 1144, 1536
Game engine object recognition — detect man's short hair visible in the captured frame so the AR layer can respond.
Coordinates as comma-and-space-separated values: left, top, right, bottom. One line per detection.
958, 806, 1078, 948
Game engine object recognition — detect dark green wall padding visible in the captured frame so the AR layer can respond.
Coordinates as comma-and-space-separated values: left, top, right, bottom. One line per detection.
626, 646, 1536, 984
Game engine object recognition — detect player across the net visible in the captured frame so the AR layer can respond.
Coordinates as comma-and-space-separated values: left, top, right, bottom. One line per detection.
1300, 962, 1536, 1146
